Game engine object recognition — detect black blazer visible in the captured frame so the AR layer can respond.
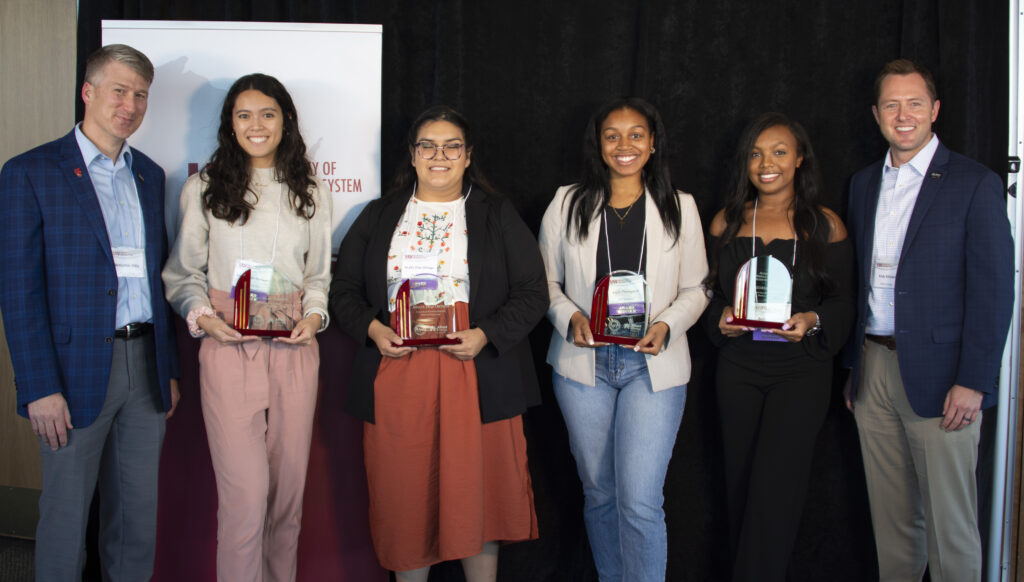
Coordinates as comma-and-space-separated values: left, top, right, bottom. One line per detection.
329, 185, 548, 423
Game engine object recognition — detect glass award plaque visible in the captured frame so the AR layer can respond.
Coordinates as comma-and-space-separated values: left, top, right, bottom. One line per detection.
393, 274, 462, 346
731, 255, 793, 329
232, 268, 300, 337
589, 270, 651, 346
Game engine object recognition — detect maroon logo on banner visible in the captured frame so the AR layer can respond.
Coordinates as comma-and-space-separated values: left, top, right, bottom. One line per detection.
188, 163, 199, 176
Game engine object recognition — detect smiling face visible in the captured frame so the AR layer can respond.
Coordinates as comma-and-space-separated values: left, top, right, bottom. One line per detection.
748, 124, 803, 200
80, 61, 150, 158
599, 107, 653, 180
411, 119, 471, 200
232, 89, 285, 168
872, 72, 940, 167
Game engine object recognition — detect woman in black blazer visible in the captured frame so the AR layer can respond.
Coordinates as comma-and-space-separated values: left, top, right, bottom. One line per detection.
329, 106, 547, 582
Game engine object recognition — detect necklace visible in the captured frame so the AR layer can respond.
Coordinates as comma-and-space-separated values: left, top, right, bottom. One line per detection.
608, 186, 644, 229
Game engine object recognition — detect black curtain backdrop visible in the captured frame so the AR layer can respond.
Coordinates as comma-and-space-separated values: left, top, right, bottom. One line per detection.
75, 2, 1009, 581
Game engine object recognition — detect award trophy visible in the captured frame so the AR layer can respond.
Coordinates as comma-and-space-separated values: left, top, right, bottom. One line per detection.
731, 255, 793, 329
232, 268, 300, 337
589, 270, 650, 346
393, 274, 462, 346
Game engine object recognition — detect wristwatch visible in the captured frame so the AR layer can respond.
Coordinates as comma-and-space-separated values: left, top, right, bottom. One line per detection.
805, 312, 821, 336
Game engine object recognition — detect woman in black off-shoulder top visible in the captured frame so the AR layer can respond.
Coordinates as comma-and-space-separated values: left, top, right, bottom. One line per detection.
703, 112, 854, 582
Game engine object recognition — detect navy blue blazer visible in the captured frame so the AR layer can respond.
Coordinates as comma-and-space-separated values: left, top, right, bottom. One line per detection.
0, 130, 179, 427
845, 141, 1013, 417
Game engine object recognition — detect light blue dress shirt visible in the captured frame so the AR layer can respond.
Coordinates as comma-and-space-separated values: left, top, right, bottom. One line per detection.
75, 125, 153, 328
865, 134, 939, 335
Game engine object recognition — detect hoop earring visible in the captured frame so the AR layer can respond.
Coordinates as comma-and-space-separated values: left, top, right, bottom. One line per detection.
650, 147, 656, 154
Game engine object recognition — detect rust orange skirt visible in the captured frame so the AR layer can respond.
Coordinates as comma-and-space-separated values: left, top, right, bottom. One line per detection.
364, 302, 538, 571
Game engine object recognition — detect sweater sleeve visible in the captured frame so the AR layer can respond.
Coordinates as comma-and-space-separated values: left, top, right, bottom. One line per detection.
300, 179, 334, 329
161, 174, 212, 319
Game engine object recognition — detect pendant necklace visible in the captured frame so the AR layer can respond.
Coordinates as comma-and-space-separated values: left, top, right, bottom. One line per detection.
608, 185, 644, 229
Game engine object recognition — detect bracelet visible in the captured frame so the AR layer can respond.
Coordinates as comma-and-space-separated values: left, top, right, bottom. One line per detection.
805, 311, 822, 336
186, 306, 217, 338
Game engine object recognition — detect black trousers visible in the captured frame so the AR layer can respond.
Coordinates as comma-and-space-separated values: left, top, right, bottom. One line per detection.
716, 349, 831, 582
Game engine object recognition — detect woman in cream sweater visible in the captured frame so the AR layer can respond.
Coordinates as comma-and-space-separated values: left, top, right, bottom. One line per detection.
162, 73, 332, 582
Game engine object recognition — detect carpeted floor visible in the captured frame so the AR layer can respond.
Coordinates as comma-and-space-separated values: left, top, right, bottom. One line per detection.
0, 536, 33, 581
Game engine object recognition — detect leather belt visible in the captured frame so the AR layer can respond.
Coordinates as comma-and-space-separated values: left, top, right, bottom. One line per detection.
114, 322, 153, 339
865, 334, 896, 351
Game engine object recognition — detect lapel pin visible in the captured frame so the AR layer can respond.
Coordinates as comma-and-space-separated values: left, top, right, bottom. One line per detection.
73, 168, 83, 177
137, 173, 145, 182
930, 172, 943, 179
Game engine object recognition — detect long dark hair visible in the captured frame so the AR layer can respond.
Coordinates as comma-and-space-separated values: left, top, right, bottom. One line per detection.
203, 73, 317, 224
564, 97, 681, 243
386, 105, 499, 197
705, 112, 833, 293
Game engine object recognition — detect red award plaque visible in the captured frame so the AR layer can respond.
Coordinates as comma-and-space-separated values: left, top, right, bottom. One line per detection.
393, 276, 462, 346
232, 269, 296, 337
589, 270, 650, 346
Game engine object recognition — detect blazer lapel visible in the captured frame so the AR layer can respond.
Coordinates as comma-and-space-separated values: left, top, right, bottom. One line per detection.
466, 189, 487, 307
577, 207, 601, 293
369, 192, 412, 309
900, 143, 950, 263
642, 189, 662, 286
59, 135, 113, 265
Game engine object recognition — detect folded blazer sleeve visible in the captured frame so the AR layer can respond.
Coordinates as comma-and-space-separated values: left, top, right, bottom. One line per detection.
650, 193, 709, 343
0, 159, 64, 407
956, 170, 1014, 393
472, 197, 549, 355
539, 186, 583, 340
329, 200, 386, 345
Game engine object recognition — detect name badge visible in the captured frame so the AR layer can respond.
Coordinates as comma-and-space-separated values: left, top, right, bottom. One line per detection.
871, 258, 897, 289
232, 260, 273, 299
401, 251, 440, 280
112, 247, 146, 278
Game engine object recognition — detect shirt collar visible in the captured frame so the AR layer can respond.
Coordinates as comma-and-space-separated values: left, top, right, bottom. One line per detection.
74, 124, 133, 169
883, 133, 939, 176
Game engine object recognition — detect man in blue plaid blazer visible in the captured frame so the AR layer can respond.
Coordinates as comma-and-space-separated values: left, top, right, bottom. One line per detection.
844, 59, 1013, 582
0, 44, 179, 581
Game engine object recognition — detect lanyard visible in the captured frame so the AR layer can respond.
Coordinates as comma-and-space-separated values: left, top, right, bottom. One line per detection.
750, 197, 796, 267
602, 206, 646, 276
238, 180, 285, 265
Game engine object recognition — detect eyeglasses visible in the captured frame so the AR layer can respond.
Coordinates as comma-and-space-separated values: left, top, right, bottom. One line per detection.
414, 141, 465, 161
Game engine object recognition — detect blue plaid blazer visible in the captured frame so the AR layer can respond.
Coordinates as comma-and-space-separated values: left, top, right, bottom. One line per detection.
0, 130, 179, 427
845, 142, 1014, 417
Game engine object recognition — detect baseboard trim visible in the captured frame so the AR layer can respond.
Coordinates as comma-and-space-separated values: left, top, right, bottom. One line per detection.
0, 486, 38, 539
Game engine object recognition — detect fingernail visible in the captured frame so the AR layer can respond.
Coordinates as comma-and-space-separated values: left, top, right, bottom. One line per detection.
782, 324, 791, 330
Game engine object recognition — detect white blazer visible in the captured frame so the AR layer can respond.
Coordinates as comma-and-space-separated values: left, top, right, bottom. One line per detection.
538, 184, 709, 391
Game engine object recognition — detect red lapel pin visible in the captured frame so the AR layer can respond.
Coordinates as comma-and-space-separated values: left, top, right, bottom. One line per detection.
73, 168, 83, 177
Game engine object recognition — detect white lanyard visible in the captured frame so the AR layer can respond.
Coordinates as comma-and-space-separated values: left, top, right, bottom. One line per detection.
750, 197, 796, 267
238, 180, 285, 266
602, 206, 646, 276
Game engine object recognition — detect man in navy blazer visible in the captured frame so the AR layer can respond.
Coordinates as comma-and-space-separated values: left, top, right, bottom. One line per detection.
0, 45, 179, 581
844, 59, 1013, 581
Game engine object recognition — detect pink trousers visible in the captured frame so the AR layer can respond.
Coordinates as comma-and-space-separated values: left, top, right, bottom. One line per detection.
199, 290, 320, 582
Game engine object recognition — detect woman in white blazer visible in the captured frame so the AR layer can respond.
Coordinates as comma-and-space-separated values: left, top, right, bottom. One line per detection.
538, 98, 708, 582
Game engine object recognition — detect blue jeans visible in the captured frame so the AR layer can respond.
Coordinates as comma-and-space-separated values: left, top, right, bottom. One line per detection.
553, 345, 686, 582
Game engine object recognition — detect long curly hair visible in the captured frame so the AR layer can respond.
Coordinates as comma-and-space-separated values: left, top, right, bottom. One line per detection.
386, 105, 499, 197
203, 73, 317, 224
564, 97, 682, 244
705, 112, 834, 294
